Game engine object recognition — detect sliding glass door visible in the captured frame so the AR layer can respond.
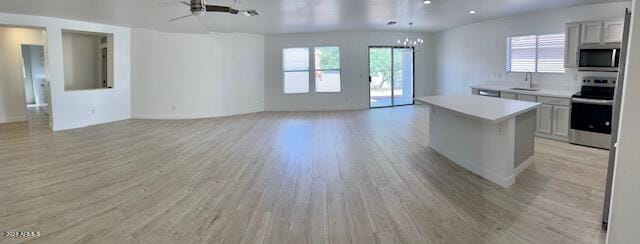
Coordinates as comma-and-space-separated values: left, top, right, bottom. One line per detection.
369, 47, 414, 108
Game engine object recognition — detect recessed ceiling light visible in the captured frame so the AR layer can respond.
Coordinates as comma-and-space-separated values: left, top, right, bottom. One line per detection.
469, 10, 477, 14
423, 0, 432, 4
387, 21, 398, 26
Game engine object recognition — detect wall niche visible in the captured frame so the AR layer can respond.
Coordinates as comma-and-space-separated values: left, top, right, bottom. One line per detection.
62, 30, 113, 90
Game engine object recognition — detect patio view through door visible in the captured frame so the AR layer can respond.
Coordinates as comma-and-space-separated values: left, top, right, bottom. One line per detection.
369, 47, 414, 108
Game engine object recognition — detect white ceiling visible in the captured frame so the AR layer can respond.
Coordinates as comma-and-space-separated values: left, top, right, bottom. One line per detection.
0, 0, 628, 34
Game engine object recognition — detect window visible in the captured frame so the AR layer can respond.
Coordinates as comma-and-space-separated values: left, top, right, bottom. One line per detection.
283, 48, 310, 94
507, 33, 565, 73
283, 46, 342, 94
537, 34, 566, 73
314, 47, 341, 92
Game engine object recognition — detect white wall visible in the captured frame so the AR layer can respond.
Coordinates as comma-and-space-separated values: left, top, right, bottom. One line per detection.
0, 12, 131, 131
433, 2, 631, 95
131, 29, 264, 119
606, 0, 640, 242
62, 31, 100, 90
0, 27, 46, 123
264, 31, 436, 111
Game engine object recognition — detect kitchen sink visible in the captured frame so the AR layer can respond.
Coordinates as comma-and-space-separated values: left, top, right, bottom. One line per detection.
510, 87, 540, 91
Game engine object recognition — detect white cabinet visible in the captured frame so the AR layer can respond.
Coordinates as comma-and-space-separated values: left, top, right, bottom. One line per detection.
552, 106, 571, 138
565, 23, 581, 67
536, 96, 571, 141
517, 94, 537, 102
565, 20, 623, 68
603, 20, 624, 43
470, 89, 571, 141
500, 92, 517, 100
581, 22, 603, 44
537, 104, 553, 134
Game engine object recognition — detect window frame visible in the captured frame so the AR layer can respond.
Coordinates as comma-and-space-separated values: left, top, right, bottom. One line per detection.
313, 46, 342, 93
506, 33, 566, 74
282, 47, 311, 94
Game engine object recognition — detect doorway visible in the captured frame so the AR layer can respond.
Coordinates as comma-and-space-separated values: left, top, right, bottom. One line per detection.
368, 46, 414, 108
20, 44, 50, 122
21, 45, 47, 107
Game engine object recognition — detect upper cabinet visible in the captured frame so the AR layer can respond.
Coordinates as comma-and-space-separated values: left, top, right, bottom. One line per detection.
581, 22, 603, 44
565, 19, 624, 68
565, 23, 581, 67
603, 20, 625, 43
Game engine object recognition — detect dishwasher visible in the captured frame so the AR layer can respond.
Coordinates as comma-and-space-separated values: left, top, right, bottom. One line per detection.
477, 89, 500, 98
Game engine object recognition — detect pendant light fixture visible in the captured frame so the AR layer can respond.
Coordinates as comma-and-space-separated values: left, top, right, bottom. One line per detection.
397, 22, 424, 48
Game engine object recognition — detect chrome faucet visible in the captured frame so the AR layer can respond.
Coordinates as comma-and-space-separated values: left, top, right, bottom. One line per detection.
524, 72, 534, 89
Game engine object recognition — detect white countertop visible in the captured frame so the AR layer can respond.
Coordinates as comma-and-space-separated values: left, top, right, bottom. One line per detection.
470, 84, 577, 98
416, 94, 540, 123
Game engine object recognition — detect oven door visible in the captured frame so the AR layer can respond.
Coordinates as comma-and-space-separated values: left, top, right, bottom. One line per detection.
571, 98, 613, 134
578, 48, 620, 72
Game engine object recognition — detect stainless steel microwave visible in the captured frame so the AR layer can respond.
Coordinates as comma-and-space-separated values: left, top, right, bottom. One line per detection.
579, 44, 621, 72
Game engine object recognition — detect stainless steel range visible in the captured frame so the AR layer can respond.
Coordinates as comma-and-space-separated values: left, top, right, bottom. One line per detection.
570, 77, 616, 149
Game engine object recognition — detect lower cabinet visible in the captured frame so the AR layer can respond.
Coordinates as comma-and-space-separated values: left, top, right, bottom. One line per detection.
472, 89, 571, 141
536, 102, 571, 141
537, 104, 553, 134
517, 94, 537, 102
552, 106, 571, 138
500, 92, 517, 100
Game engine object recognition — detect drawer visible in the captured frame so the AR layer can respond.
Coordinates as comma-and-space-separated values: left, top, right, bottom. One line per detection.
538, 96, 571, 106
517, 94, 537, 102
500, 92, 517, 100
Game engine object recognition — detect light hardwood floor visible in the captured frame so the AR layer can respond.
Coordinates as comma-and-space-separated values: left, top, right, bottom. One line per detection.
0, 105, 609, 244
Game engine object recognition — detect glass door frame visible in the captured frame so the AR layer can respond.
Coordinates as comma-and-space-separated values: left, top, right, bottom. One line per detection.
368, 46, 415, 109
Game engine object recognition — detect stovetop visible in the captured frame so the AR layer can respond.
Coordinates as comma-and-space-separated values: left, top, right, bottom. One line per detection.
573, 77, 616, 100
572, 92, 614, 100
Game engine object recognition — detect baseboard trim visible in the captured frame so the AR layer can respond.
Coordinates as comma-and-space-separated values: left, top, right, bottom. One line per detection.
131, 107, 264, 120
0, 115, 27, 124
52, 117, 130, 132
535, 133, 569, 142
265, 105, 366, 112
513, 156, 534, 176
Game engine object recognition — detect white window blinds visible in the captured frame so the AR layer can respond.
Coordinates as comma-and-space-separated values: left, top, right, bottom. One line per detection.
283, 48, 310, 94
507, 35, 537, 72
507, 33, 565, 73
537, 34, 566, 73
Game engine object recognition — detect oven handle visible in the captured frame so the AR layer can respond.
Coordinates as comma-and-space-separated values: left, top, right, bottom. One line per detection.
572, 98, 613, 105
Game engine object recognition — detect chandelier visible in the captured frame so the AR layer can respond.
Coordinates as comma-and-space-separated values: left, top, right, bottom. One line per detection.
397, 22, 424, 48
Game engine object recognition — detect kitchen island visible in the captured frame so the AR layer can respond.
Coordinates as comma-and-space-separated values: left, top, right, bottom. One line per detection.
416, 94, 541, 188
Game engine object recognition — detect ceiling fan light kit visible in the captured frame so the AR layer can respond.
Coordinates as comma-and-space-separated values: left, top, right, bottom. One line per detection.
242, 10, 260, 17
169, 0, 259, 22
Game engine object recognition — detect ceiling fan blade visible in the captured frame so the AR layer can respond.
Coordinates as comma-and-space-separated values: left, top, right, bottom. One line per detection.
206, 5, 239, 15
169, 14, 194, 22
180, 1, 191, 6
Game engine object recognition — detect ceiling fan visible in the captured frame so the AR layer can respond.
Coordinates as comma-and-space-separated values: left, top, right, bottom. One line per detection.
169, 0, 259, 22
